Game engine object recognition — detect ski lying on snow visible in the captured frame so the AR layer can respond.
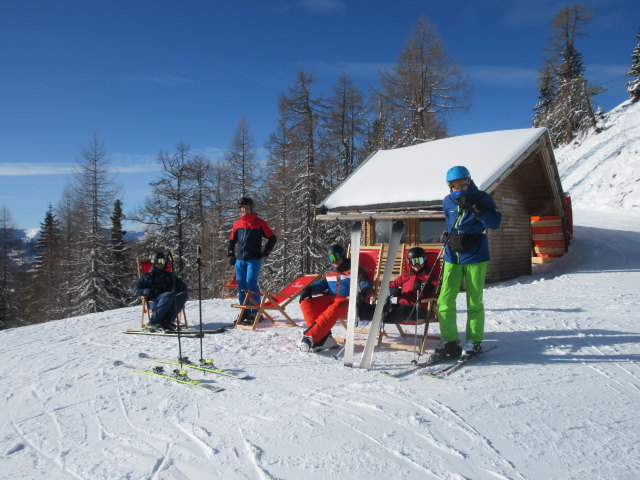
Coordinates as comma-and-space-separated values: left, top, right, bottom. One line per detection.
113, 360, 224, 392
425, 345, 497, 378
381, 355, 455, 378
138, 353, 248, 379
123, 330, 205, 338
382, 345, 497, 378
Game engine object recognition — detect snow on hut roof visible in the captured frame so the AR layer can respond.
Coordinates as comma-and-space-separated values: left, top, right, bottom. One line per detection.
319, 127, 548, 211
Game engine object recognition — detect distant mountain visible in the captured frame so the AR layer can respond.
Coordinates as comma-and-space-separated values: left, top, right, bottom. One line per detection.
555, 99, 640, 210
8, 228, 144, 265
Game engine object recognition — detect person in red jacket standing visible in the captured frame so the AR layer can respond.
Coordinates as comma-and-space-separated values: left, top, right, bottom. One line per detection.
384, 246, 436, 324
227, 197, 277, 325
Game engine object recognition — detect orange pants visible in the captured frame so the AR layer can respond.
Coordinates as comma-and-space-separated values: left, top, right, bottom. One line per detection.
300, 295, 349, 343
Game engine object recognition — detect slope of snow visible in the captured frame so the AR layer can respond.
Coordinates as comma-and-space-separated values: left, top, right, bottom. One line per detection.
2, 101, 640, 479
2, 207, 639, 479
556, 99, 640, 210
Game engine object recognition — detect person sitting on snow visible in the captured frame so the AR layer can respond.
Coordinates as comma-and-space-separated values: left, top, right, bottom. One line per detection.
133, 251, 188, 331
298, 244, 373, 352
384, 246, 437, 324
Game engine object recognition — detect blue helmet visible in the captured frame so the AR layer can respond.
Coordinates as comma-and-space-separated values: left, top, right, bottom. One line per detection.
446, 166, 471, 184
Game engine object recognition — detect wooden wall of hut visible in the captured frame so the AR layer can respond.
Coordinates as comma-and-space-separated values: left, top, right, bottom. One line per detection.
487, 166, 534, 283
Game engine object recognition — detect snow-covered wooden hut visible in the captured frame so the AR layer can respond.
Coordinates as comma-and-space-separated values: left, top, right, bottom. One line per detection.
317, 128, 568, 283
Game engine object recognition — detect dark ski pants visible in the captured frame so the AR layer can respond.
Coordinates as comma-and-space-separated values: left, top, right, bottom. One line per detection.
383, 304, 428, 324
149, 291, 188, 326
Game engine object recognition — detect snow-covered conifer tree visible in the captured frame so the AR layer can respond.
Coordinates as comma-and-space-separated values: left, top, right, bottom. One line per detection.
68, 135, 120, 314
627, 29, 640, 103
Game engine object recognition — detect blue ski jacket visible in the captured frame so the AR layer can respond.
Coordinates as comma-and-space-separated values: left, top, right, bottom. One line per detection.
442, 181, 501, 265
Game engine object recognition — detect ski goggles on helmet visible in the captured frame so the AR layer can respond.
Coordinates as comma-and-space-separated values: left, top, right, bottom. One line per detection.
154, 257, 167, 265
448, 180, 470, 191
408, 256, 426, 267
328, 252, 342, 263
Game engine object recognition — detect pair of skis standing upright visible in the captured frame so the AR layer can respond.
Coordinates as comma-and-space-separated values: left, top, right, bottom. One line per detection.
343, 220, 405, 370
342, 220, 459, 371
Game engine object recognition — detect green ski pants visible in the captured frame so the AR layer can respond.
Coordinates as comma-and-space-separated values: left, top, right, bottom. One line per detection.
436, 261, 488, 343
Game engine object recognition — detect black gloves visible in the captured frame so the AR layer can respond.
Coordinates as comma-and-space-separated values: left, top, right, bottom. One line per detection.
229, 256, 236, 267
144, 288, 158, 299
299, 287, 312, 303
457, 195, 473, 210
458, 195, 484, 218
388, 287, 401, 298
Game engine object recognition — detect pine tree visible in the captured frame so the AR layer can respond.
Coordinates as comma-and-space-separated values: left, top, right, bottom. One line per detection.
533, 4, 597, 146
56, 186, 78, 316
0, 207, 26, 329
627, 29, 640, 103
134, 142, 211, 286
108, 199, 132, 307
68, 135, 120, 314
262, 117, 305, 289
27, 205, 65, 322
224, 116, 260, 202
378, 16, 470, 147
532, 62, 557, 128
323, 73, 368, 185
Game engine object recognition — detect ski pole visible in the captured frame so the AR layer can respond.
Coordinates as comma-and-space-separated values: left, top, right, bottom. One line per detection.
196, 245, 204, 362
167, 250, 184, 369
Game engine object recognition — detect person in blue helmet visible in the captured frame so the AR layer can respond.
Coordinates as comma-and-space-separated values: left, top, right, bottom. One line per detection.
434, 166, 502, 359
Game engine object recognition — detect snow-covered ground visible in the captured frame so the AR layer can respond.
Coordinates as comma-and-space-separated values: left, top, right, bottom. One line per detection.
2, 101, 640, 479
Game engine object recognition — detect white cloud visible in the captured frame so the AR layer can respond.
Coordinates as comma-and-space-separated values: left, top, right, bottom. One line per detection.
467, 65, 538, 88
0, 163, 76, 176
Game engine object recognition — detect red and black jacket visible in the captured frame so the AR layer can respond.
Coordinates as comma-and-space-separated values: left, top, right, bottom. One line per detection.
388, 267, 436, 305
227, 213, 277, 260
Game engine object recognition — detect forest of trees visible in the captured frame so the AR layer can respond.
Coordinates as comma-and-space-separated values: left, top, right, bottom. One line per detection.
1, 10, 638, 329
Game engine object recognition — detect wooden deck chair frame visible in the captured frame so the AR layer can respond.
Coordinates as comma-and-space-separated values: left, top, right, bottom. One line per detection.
137, 258, 188, 329
220, 270, 237, 299
232, 274, 322, 331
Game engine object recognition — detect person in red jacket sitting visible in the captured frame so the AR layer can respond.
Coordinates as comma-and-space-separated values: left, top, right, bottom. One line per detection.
384, 246, 436, 324
298, 244, 373, 352
227, 196, 277, 325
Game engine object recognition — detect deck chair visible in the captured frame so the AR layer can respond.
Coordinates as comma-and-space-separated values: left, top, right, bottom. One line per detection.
136, 258, 188, 329
377, 245, 444, 355
220, 271, 237, 298
337, 245, 384, 329
232, 274, 322, 330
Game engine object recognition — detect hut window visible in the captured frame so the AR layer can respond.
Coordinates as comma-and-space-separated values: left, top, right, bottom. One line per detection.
419, 220, 447, 243
374, 220, 406, 244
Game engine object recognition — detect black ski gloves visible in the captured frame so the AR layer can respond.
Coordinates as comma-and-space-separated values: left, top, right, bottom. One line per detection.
299, 287, 312, 303
388, 287, 401, 298
229, 256, 236, 267
458, 195, 484, 218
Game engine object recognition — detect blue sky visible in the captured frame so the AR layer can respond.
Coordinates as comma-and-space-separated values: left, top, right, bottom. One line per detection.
1, 0, 637, 229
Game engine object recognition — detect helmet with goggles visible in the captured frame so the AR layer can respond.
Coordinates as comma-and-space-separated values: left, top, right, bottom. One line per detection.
406, 246, 427, 268
151, 251, 167, 265
327, 244, 346, 263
